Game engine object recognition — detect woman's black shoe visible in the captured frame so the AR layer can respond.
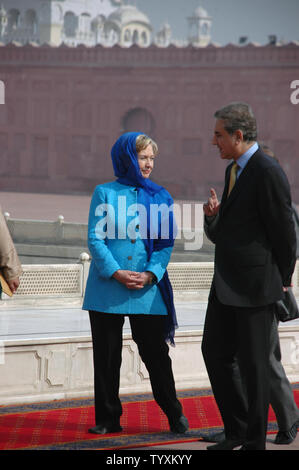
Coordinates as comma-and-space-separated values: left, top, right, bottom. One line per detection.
169, 415, 189, 433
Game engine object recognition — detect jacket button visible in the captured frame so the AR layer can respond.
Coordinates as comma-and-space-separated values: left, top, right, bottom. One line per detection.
131, 239, 136, 244
135, 224, 140, 230
128, 256, 132, 260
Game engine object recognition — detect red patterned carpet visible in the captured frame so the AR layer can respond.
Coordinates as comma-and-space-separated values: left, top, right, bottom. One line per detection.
0, 387, 298, 450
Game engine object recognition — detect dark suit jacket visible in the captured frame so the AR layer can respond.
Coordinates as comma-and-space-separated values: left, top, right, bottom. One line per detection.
205, 148, 297, 307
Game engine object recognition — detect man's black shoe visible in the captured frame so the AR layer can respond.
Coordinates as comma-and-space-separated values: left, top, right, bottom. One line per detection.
200, 430, 225, 443
88, 423, 123, 435
207, 438, 244, 450
274, 421, 298, 445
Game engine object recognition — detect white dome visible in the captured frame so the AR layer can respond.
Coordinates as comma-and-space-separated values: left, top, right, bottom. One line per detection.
107, 5, 151, 28
194, 6, 210, 18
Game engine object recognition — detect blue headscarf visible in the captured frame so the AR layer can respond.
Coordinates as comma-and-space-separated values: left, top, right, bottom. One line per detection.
111, 132, 178, 345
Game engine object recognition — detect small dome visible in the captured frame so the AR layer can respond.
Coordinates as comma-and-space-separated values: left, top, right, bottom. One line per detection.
107, 5, 151, 28
162, 21, 171, 30
194, 6, 210, 18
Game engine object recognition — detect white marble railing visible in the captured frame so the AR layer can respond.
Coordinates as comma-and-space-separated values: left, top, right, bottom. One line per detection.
2, 255, 299, 303
0, 258, 299, 404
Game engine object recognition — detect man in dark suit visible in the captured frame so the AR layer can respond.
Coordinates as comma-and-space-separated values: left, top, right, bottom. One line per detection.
202, 102, 297, 450
203, 145, 299, 447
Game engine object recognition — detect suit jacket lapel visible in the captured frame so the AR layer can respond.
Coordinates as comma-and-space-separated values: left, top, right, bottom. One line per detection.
220, 151, 258, 215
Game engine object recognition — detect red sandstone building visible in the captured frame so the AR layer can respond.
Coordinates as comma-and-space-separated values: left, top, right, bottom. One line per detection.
0, 42, 298, 202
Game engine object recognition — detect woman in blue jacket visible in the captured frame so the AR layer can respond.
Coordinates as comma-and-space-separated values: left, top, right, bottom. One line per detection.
83, 132, 188, 435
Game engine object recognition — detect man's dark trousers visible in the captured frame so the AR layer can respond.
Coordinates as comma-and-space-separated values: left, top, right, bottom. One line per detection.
202, 288, 274, 450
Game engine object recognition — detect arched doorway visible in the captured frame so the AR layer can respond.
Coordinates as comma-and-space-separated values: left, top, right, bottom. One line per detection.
122, 107, 155, 136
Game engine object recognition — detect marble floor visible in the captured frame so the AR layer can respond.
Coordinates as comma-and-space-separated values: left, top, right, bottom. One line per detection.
0, 301, 209, 342
1, 300, 299, 342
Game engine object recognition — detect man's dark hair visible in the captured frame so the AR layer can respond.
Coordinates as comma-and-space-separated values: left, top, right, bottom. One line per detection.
214, 102, 257, 142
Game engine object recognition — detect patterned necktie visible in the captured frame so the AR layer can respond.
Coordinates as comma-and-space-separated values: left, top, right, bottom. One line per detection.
228, 162, 238, 196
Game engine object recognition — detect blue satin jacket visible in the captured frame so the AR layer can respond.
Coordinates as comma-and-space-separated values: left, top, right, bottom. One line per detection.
82, 181, 173, 315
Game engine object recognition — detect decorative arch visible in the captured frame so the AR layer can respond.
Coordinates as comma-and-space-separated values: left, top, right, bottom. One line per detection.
64, 11, 78, 38
24, 9, 38, 34
80, 12, 91, 34
7, 9, 20, 32
141, 31, 148, 45
132, 30, 139, 44
124, 29, 131, 42
122, 108, 155, 136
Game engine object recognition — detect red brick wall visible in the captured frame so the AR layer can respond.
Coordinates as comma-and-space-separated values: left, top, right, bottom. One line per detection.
0, 43, 298, 201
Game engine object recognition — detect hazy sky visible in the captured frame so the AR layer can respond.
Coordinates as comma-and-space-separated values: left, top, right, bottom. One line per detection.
135, 0, 299, 45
